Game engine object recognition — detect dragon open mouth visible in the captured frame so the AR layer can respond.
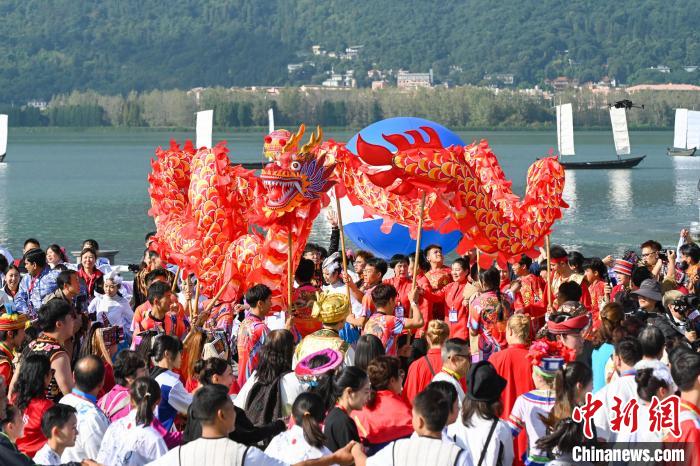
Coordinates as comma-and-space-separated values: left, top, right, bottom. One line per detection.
262, 176, 302, 208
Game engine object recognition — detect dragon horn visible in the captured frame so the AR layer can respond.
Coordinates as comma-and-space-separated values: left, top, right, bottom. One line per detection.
300, 126, 323, 153
284, 124, 305, 151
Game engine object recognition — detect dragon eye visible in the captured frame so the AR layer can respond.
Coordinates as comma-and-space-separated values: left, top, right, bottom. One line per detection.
279, 139, 287, 147
290, 161, 301, 171
264, 136, 272, 144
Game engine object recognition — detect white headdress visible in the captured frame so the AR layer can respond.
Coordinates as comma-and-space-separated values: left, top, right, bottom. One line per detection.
322, 252, 342, 273
634, 359, 678, 394
104, 270, 123, 286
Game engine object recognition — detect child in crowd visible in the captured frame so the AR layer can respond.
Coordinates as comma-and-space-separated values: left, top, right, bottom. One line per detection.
97, 377, 168, 466
1, 405, 26, 447
265, 392, 334, 464
32, 404, 78, 465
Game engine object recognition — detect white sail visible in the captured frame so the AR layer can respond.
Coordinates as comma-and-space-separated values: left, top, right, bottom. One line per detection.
609, 107, 631, 156
0, 114, 7, 156
556, 103, 575, 156
673, 108, 689, 149
687, 110, 700, 150
268, 108, 275, 133
195, 110, 214, 149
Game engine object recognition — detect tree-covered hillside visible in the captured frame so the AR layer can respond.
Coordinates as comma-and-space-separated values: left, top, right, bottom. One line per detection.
0, 0, 697, 103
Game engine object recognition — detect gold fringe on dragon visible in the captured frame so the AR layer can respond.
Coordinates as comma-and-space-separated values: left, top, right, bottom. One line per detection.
147, 123, 566, 310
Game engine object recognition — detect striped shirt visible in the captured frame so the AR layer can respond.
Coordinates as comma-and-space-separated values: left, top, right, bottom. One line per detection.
507, 389, 556, 466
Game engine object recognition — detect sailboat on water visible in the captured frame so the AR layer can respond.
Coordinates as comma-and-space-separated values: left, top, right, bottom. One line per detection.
0, 115, 7, 163
667, 108, 700, 157
557, 103, 645, 169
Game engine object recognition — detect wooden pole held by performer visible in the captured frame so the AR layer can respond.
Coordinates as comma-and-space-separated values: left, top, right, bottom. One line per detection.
411, 191, 427, 292
192, 283, 200, 321
545, 235, 552, 310
204, 276, 233, 314
171, 266, 180, 292
287, 230, 294, 313
334, 194, 351, 302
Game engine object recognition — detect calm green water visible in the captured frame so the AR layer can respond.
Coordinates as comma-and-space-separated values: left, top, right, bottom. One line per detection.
0, 128, 697, 264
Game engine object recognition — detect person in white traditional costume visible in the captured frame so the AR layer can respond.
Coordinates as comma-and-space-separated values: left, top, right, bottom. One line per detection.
89, 271, 134, 342
97, 377, 167, 466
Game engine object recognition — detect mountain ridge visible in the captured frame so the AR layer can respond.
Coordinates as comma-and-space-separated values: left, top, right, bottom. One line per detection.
0, 0, 696, 102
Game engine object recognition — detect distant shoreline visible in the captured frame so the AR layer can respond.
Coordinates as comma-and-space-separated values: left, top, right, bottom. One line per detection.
8, 124, 676, 132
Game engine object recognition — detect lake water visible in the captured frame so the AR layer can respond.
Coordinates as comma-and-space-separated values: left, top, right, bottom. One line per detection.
0, 127, 698, 265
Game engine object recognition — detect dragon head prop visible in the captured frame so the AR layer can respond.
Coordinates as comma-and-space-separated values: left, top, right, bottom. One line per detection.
260, 124, 336, 214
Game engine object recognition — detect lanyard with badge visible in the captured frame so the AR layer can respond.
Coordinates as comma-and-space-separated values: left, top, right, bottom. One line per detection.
448, 283, 463, 323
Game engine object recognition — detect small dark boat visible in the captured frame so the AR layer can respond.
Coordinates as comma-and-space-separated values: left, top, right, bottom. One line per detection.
667, 147, 696, 157
239, 161, 265, 169
561, 155, 646, 170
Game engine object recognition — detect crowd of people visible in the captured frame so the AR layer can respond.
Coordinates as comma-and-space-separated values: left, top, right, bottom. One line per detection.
0, 222, 698, 466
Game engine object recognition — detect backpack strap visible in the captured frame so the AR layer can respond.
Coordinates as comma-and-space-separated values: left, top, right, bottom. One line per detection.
423, 354, 436, 376
478, 419, 499, 466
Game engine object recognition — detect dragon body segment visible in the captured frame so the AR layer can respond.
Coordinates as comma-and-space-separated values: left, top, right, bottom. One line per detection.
329, 126, 567, 265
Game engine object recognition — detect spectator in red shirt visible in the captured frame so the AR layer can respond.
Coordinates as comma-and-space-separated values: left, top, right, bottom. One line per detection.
447, 259, 479, 339
403, 320, 449, 405
583, 258, 608, 330
353, 356, 413, 454
489, 314, 534, 466
12, 353, 55, 458
423, 245, 452, 321
77, 248, 104, 301
665, 348, 700, 466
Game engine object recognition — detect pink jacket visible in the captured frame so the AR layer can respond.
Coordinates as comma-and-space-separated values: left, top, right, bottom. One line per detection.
98, 384, 182, 448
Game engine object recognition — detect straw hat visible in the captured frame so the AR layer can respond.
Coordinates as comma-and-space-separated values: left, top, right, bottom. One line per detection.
311, 292, 350, 325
